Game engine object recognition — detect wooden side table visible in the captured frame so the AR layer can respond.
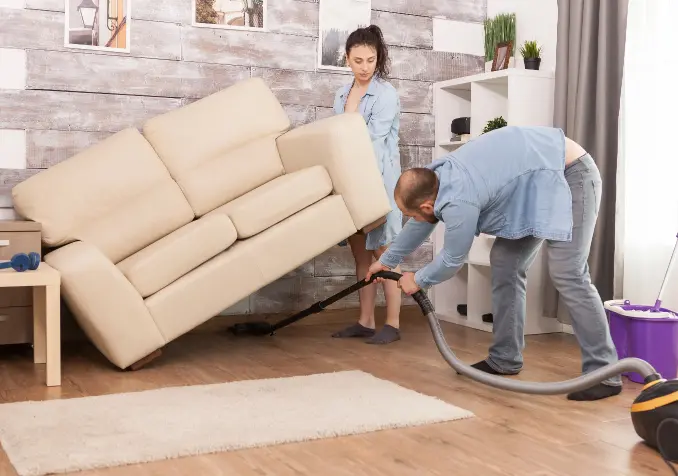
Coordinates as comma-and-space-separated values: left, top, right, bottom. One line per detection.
0, 220, 43, 346
0, 263, 61, 386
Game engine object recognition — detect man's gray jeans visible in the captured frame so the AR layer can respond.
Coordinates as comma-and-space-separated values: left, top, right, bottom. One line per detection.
485, 153, 621, 386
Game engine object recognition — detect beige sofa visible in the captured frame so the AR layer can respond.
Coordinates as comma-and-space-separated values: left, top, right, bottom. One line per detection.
11, 78, 392, 370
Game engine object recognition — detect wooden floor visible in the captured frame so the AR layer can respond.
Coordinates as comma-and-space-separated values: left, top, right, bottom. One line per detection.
0, 307, 672, 476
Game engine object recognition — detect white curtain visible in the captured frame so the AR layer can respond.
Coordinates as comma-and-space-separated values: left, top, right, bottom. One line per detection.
616, 0, 678, 309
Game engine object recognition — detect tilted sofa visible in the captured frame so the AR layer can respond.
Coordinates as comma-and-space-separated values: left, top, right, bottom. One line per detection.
11, 78, 392, 370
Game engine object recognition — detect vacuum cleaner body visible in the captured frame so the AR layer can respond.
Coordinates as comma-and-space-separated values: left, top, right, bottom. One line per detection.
631, 379, 678, 452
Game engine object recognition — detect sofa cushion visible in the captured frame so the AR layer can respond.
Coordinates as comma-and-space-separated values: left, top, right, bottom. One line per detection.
117, 214, 237, 298
141, 78, 291, 217
144, 195, 356, 342
175, 133, 285, 217
11, 128, 194, 263
142, 78, 290, 178
208, 165, 333, 239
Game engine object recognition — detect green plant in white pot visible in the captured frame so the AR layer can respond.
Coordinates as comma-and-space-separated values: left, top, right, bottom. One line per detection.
520, 40, 542, 70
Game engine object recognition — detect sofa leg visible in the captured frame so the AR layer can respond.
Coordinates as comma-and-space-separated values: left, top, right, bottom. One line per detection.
126, 349, 163, 371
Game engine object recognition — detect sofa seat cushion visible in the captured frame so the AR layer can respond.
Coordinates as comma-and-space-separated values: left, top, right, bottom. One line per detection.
144, 194, 356, 342
208, 165, 333, 239
117, 214, 237, 298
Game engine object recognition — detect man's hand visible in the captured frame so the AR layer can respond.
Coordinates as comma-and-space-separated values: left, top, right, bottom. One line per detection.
365, 261, 391, 283
397, 272, 421, 295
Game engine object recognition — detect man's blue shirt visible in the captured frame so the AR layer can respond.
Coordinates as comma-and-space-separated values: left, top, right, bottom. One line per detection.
379, 126, 574, 288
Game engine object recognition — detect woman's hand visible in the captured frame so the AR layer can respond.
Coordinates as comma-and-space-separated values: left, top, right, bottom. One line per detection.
397, 272, 421, 295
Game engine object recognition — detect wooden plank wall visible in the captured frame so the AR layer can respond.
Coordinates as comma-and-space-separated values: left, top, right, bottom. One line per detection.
0, 0, 486, 314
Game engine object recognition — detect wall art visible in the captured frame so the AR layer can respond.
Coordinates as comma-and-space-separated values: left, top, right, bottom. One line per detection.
193, 0, 267, 31
65, 0, 131, 52
318, 0, 371, 71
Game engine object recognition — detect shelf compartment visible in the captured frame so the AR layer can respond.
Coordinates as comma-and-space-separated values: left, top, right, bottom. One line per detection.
467, 264, 494, 330
467, 234, 495, 266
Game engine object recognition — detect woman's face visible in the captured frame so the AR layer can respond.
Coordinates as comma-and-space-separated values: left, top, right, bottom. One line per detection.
346, 44, 377, 83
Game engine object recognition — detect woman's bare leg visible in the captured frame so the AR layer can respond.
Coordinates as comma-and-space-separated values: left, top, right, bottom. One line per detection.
350, 233, 377, 328
374, 246, 401, 329
364, 246, 402, 344
331, 234, 377, 337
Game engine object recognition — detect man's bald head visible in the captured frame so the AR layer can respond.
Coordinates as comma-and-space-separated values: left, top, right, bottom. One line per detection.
395, 168, 439, 212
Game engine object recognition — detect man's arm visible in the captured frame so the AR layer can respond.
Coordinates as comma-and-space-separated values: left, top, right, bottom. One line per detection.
379, 218, 436, 269
413, 201, 479, 289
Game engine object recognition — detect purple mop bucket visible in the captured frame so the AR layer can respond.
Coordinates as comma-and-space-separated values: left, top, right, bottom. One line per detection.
605, 233, 678, 383
605, 301, 678, 383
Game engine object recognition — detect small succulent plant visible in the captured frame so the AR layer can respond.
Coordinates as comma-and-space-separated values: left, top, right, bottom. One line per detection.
519, 40, 542, 59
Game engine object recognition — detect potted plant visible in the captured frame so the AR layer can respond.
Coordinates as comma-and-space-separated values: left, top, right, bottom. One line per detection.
482, 116, 508, 134
483, 18, 495, 71
520, 40, 542, 70
483, 13, 516, 72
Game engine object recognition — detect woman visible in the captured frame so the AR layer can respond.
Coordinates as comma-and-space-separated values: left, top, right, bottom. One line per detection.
330, 25, 403, 345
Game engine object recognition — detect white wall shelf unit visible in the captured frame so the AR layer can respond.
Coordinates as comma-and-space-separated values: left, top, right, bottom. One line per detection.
429, 68, 564, 335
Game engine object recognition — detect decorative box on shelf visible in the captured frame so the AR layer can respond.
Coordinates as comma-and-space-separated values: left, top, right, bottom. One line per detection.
429, 68, 564, 335
0, 220, 42, 345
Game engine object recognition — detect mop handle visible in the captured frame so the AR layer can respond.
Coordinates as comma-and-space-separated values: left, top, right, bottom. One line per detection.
653, 233, 678, 311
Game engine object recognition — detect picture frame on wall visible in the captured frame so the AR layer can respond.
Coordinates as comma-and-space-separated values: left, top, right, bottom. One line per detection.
64, 0, 131, 53
318, 0, 372, 71
192, 0, 267, 31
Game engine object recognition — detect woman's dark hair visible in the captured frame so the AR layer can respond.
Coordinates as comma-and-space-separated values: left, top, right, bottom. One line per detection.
345, 25, 390, 78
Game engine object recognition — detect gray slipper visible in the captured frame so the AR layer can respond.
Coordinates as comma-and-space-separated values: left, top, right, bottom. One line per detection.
366, 325, 400, 344
332, 322, 375, 338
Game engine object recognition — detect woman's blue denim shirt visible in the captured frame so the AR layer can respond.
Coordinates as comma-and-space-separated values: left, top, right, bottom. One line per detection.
333, 76, 403, 250
379, 126, 574, 288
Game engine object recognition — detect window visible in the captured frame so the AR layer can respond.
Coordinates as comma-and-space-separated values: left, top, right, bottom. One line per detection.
617, 0, 678, 306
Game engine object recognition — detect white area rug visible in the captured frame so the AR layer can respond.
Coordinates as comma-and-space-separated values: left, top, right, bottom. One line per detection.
0, 370, 473, 476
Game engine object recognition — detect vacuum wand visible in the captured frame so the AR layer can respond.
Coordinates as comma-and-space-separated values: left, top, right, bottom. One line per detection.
228, 271, 403, 336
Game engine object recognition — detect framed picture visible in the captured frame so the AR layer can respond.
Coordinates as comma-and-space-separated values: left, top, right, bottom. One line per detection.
192, 0, 267, 31
64, 0, 131, 52
491, 41, 512, 71
318, 0, 372, 71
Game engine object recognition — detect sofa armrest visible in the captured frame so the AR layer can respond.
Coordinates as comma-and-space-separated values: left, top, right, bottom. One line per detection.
275, 113, 392, 232
45, 241, 166, 369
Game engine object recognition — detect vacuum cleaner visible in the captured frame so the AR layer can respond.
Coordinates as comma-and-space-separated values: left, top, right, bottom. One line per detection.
228, 270, 678, 472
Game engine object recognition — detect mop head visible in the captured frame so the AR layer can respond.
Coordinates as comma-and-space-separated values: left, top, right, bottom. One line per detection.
227, 321, 276, 336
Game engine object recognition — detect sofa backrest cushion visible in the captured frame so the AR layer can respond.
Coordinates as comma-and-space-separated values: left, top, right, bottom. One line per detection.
141, 77, 291, 216
172, 133, 284, 217
12, 128, 195, 263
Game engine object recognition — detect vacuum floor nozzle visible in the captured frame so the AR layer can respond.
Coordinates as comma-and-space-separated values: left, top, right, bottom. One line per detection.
228, 321, 276, 336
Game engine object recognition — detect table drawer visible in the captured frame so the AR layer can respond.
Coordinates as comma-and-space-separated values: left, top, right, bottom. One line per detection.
0, 287, 32, 307
0, 306, 32, 345
0, 231, 41, 260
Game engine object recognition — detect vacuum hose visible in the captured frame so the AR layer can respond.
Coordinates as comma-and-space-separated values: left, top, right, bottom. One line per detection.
380, 271, 678, 465
229, 270, 677, 459
373, 271, 663, 392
